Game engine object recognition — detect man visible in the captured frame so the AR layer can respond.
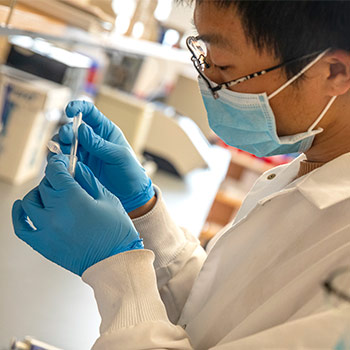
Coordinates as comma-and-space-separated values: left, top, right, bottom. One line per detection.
12, 1, 350, 348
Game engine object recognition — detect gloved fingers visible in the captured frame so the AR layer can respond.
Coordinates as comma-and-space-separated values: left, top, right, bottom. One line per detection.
21, 188, 45, 230
58, 123, 83, 156
38, 178, 55, 207
78, 123, 115, 161
79, 123, 136, 163
65, 100, 115, 139
12, 201, 46, 256
74, 161, 102, 200
45, 154, 78, 192
47, 133, 72, 161
47, 134, 58, 162
65, 100, 107, 130
51, 133, 60, 144
57, 124, 87, 162
12, 200, 37, 239
58, 123, 74, 145
23, 186, 44, 208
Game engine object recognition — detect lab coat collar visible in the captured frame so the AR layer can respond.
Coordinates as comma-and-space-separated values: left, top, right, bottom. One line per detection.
296, 152, 350, 209
232, 154, 306, 226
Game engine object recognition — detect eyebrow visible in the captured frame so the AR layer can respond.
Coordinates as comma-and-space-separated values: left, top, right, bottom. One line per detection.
197, 33, 236, 51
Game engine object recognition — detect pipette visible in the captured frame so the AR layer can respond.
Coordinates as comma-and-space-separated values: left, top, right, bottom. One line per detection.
68, 112, 83, 177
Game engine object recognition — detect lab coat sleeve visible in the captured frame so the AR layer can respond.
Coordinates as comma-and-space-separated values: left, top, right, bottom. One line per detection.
83, 250, 341, 350
82, 249, 194, 349
131, 185, 207, 323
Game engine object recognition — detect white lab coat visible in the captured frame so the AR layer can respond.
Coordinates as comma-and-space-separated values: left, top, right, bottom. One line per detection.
82, 153, 350, 349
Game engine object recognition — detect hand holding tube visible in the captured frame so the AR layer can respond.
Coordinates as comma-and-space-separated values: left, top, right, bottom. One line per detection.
51, 101, 155, 213
12, 155, 143, 276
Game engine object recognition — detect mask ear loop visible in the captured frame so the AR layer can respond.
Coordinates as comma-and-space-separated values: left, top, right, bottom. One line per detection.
268, 48, 337, 132
268, 49, 331, 100
307, 95, 337, 131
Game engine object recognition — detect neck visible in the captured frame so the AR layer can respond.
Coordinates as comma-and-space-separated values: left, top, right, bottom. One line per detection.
297, 159, 325, 178
305, 119, 350, 162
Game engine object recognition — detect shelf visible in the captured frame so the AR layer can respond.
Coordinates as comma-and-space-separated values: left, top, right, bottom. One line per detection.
199, 222, 224, 247
0, 25, 106, 49
0, 4, 66, 37
0, 25, 192, 65
0, 2, 191, 64
215, 190, 242, 208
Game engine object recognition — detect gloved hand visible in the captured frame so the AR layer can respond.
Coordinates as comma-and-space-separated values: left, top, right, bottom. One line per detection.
12, 154, 143, 276
50, 100, 155, 213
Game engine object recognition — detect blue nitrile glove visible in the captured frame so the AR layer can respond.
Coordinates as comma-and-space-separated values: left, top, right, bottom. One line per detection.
50, 100, 155, 213
12, 154, 144, 276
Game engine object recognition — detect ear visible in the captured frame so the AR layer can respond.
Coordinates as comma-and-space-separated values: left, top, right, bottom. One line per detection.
324, 49, 350, 96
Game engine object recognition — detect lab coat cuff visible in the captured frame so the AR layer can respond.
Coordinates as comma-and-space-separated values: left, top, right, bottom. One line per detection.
132, 185, 192, 269
82, 249, 170, 332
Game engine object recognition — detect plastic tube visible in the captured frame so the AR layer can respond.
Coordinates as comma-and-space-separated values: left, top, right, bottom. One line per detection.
68, 112, 82, 177
47, 140, 63, 155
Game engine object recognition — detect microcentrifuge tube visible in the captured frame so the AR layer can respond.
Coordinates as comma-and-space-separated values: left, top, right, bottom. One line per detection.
47, 140, 63, 155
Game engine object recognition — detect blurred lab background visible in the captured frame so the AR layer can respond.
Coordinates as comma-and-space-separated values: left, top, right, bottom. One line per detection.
0, 1, 296, 349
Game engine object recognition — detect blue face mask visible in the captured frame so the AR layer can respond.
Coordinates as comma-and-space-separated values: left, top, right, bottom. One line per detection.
199, 50, 337, 157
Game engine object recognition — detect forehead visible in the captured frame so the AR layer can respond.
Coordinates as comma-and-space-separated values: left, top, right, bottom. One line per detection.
193, 1, 248, 53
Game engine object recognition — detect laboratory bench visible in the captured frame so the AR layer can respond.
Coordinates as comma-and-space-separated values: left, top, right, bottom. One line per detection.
0, 145, 230, 350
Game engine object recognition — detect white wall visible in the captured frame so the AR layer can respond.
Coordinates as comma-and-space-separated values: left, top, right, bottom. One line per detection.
163, 0, 195, 33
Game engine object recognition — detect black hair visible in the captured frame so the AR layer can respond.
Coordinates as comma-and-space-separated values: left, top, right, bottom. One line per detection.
176, 0, 350, 77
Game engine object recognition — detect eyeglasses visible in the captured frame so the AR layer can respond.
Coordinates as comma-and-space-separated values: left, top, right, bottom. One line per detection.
186, 35, 324, 99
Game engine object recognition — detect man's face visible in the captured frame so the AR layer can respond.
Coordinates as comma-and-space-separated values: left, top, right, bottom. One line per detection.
193, 1, 332, 137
